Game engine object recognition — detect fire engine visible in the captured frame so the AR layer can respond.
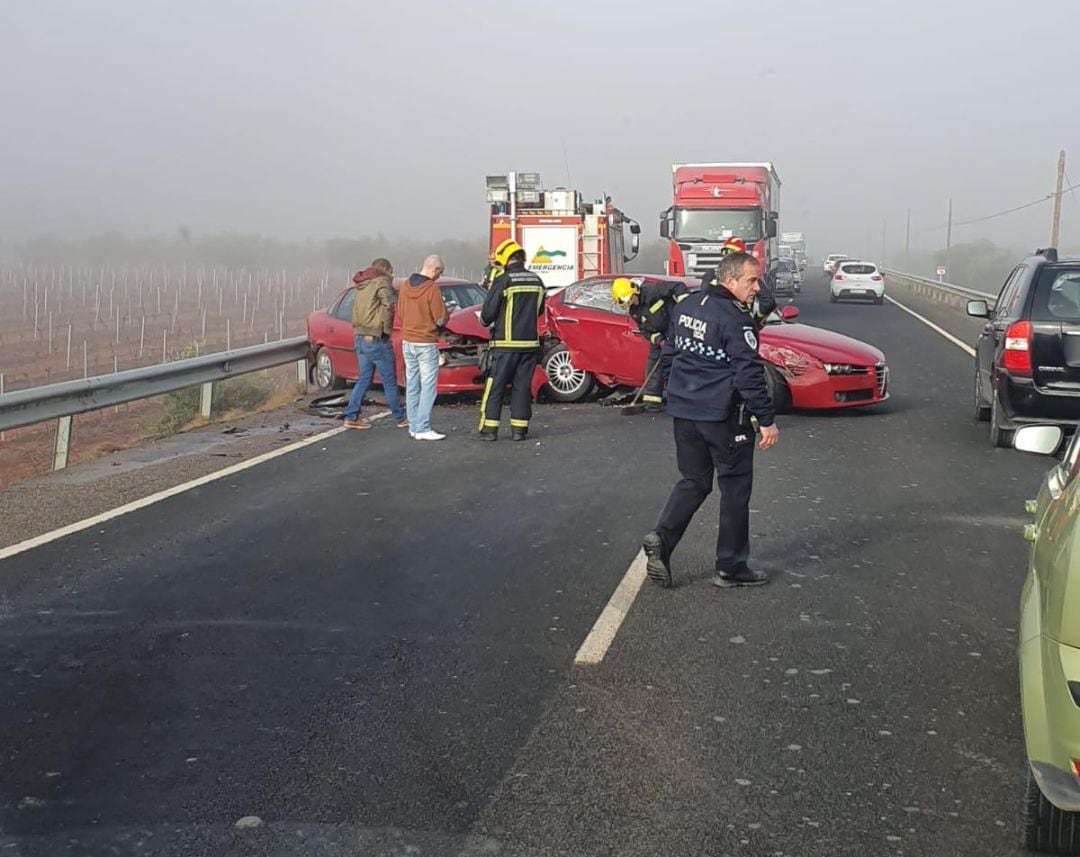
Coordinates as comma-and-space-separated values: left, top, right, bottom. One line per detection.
659, 162, 781, 278
486, 172, 640, 288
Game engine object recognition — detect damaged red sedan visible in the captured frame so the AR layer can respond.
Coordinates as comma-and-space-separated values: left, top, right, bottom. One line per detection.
522, 275, 889, 410
307, 278, 489, 394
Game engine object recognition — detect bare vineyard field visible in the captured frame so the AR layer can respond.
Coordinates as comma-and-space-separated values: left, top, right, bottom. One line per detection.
0, 262, 351, 487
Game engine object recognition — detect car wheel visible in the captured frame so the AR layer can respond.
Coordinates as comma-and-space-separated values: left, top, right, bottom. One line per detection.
313, 347, 344, 392
542, 344, 595, 402
973, 368, 991, 422
829, 292, 838, 303
990, 391, 1013, 448
875, 295, 884, 305
1022, 766, 1080, 854
764, 365, 793, 414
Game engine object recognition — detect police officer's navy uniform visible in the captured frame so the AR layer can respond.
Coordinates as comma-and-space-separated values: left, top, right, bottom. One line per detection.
652, 284, 775, 577
628, 280, 689, 405
478, 261, 546, 438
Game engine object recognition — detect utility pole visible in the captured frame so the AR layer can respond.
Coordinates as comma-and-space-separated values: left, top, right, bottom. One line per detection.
1051, 148, 1066, 248
945, 198, 953, 274
905, 208, 911, 264
881, 219, 887, 266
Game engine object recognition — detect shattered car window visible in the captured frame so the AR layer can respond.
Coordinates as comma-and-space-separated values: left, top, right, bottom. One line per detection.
564, 280, 625, 314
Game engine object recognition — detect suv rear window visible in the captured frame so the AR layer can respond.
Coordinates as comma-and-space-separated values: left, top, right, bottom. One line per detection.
840, 264, 876, 275
1031, 267, 1080, 322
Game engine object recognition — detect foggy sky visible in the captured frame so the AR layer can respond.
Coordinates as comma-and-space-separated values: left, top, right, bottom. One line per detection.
3, 0, 1079, 260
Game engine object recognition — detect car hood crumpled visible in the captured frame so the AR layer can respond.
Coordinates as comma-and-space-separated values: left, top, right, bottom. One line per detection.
762, 323, 885, 366
446, 306, 489, 340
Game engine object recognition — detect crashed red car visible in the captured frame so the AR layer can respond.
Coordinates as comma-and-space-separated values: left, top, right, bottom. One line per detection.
481, 274, 889, 410
307, 278, 490, 394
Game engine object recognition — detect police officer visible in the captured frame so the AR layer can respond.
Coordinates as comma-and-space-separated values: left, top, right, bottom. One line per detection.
641, 251, 780, 589
475, 240, 546, 441
611, 276, 689, 411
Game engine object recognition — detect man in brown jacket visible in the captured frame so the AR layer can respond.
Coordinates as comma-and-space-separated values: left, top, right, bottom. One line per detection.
343, 258, 407, 430
396, 254, 449, 440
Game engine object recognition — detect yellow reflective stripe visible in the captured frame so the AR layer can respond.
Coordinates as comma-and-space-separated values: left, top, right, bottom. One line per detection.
674, 293, 690, 302
643, 395, 663, 403
490, 340, 539, 348
477, 377, 494, 431
503, 286, 545, 296
504, 292, 514, 346
650, 332, 661, 343
510, 419, 529, 428
649, 299, 665, 313
482, 419, 501, 429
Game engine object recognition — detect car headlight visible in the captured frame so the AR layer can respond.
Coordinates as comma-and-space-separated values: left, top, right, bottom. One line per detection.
823, 363, 856, 375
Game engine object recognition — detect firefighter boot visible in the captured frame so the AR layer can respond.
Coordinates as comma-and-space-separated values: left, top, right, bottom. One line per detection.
472, 429, 498, 442
511, 429, 528, 442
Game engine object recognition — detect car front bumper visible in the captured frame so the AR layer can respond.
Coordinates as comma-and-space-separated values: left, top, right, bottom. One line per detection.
1021, 631, 1080, 811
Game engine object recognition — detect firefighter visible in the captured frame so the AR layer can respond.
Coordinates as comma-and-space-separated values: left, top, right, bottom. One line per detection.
641, 250, 780, 589
612, 276, 689, 411
480, 247, 505, 290
475, 240, 546, 441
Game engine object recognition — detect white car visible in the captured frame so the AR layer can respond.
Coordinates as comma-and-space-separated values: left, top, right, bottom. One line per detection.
830, 261, 885, 304
824, 253, 848, 275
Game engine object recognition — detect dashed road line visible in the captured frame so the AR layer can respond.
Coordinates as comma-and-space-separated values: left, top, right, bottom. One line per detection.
574, 549, 648, 666
884, 294, 976, 357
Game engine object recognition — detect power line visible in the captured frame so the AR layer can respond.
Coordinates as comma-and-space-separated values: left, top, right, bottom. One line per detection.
1065, 167, 1080, 207
921, 180, 1080, 231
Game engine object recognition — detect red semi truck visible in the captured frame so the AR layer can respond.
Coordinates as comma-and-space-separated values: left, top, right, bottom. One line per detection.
659, 162, 781, 278
486, 172, 640, 288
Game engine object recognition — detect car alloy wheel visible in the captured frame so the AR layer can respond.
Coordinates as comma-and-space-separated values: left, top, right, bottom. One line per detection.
543, 345, 594, 402
314, 347, 339, 391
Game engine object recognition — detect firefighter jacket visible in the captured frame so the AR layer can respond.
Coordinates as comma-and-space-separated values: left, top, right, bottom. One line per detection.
630, 280, 689, 344
665, 286, 776, 427
480, 262, 546, 350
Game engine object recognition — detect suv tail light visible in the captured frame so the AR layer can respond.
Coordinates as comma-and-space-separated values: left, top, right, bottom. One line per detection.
1003, 320, 1033, 373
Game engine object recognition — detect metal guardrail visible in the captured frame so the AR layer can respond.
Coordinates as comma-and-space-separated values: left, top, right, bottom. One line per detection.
882, 268, 996, 305
0, 336, 310, 469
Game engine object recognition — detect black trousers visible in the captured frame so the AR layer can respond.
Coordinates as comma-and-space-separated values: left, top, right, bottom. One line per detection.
479, 350, 538, 432
655, 414, 755, 573
641, 340, 674, 404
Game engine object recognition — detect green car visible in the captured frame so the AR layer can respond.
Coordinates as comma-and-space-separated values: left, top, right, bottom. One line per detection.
1015, 424, 1080, 854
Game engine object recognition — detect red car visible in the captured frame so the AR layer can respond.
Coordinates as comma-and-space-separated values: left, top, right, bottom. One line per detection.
307, 278, 489, 393
502, 275, 889, 411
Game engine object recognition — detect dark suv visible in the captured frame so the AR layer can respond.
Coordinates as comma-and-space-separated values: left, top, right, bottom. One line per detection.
968, 248, 1080, 446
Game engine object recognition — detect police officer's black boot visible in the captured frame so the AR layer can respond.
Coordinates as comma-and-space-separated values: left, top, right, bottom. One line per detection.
511, 429, 528, 442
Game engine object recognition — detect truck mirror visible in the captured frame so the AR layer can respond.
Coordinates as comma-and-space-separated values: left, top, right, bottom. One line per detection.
659, 213, 670, 239
628, 233, 640, 259
630, 222, 641, 235
765, 219, 778, 239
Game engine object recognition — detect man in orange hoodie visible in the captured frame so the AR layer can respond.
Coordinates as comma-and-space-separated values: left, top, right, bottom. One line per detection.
396, 255, 449, 440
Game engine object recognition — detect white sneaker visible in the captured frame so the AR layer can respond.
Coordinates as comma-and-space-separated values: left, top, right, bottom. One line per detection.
413, 430, 446, 441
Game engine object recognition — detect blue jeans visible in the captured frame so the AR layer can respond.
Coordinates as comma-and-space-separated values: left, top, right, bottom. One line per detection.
344, 335, 405, 422
402, 341, 440, 433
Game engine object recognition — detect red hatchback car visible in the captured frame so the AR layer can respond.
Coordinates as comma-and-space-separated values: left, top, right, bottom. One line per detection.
307, 278, 489, 393
518, 275, 890, 410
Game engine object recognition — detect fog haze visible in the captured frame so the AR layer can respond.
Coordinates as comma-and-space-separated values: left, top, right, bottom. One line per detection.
3, 0, 1079, 258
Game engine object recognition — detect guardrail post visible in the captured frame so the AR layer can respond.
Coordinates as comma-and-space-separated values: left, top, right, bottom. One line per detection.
296, 358, 307, 390
53, 415, 72, 470
200, 382, 213, 420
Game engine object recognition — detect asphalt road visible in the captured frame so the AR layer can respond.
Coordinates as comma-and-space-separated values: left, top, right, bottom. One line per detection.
0, 271, 1054, 856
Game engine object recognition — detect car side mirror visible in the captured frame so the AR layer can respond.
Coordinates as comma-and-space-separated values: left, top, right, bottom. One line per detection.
966, 300, 990, 319
1013, 425, 1064, 456
780, 305, 800, 321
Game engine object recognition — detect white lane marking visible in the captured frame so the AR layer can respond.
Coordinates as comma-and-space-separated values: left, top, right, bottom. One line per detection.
0, 425, 351, 563
574, 549, 648, 666
884, 295, 976, 357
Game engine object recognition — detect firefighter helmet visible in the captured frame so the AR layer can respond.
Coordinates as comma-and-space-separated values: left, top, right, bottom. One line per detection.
719, 237, 747, 256
611, 277, 639, 307
493, 239, 524, 267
